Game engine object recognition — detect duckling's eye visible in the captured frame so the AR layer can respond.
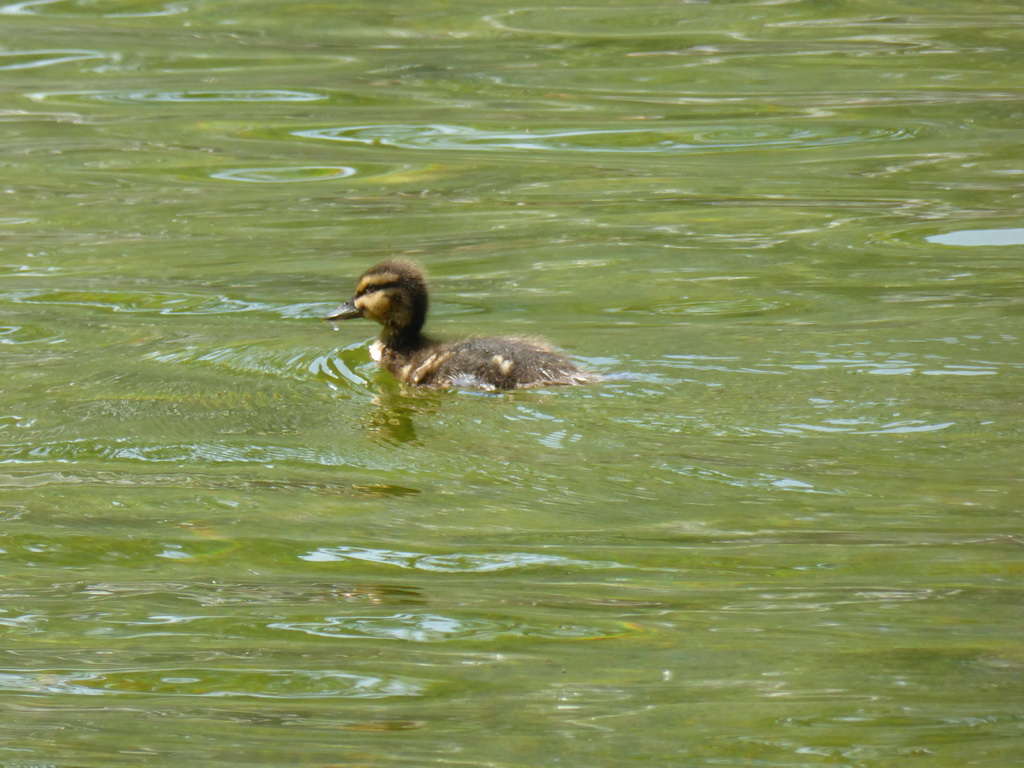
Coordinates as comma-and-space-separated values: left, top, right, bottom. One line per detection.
359, 281, 398, 296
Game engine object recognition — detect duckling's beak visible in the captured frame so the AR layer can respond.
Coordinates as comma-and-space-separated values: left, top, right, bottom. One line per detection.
325, 299, 362, 322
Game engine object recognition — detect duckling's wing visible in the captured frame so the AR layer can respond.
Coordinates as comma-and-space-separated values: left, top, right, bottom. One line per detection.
432, 336, 593, 390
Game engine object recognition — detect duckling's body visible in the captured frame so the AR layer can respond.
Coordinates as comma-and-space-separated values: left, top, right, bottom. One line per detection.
326, 260, 597, 390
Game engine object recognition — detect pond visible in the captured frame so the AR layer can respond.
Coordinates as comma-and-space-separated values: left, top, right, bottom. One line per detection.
1, 1, 1022, 766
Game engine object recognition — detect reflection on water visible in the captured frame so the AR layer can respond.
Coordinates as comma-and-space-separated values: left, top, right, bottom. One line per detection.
363, 390, 421, 444
1, 0, 1023, 766
926, 227, 1024, 246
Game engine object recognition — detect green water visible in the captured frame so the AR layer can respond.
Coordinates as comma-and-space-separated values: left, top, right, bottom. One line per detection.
2, 1, 1023, 766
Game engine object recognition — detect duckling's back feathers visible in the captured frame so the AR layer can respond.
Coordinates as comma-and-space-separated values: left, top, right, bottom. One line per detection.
377, 335, 597, 390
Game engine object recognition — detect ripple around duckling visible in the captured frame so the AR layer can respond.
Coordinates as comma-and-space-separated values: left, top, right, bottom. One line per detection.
0, 49, 105, 70
295, 123, 913, 154
210, 166, 358, 183
315, 348, 377, 392
145, 343, 338, 382
0, 668, 425, 698
29, 88, 327, 103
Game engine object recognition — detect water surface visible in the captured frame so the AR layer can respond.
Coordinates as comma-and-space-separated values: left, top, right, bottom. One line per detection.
1, 1, 1022, 766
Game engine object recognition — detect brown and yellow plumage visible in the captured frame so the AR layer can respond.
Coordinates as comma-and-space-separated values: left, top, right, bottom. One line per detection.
325, 260, 597, 390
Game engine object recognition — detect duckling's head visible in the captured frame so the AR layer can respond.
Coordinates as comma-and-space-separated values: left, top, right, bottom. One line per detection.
326, 259, 429, 347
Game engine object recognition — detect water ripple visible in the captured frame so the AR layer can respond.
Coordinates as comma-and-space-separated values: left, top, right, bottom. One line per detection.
0, 49, 106, 70
607, 297, 788, 318
295, 122, 914, 154
765, 419, 957, 436
299, 545, 629, 572
273, 613, 505, 642
789, 351, 1005, 378
486, 4, 804, 37
273, 612, 641, 642
3, 289, 264, 315
145, 342, 329, 381
0, 438, 373, 469
29, 89, 326, 103
0, 668, 425, 698
0, 324, 64, 345
0, 0, 187, 16
211, 166, 358, 183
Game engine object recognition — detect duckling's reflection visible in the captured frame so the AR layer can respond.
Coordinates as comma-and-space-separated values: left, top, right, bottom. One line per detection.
366, 397, 417, 443
362, 379, 442, 445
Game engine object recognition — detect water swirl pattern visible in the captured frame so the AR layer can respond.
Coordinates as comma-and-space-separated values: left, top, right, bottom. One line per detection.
296, 122, 914, 154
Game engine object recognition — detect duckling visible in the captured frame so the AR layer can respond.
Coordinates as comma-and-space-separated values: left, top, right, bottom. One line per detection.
325, 259, 597, 390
